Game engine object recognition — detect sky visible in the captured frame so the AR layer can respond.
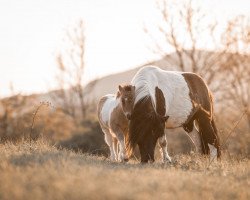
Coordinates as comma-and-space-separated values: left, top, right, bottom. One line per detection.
0, 0, 249, 97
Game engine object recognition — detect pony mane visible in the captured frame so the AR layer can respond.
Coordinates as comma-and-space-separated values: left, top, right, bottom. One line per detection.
131, 68, 157, 110
122, 84, 133, 91
116, 84, 134, 99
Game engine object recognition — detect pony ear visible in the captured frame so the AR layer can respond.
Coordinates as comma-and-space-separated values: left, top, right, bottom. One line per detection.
117, 90, 121, 98
118, 85, 123, 92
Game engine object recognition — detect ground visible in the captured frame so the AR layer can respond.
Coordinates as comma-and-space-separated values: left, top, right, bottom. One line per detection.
0, 140, 249, 200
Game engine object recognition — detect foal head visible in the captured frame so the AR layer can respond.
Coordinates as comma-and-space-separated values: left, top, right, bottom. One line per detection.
118, 85, 135, 120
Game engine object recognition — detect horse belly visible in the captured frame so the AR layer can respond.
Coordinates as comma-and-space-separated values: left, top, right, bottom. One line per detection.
164, 90, 193, 129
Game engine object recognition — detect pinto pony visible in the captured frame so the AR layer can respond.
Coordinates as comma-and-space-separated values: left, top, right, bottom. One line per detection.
97, 85, 135, 162
126, 66, 221, 163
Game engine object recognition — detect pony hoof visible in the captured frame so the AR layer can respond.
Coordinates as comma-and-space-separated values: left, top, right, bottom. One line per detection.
110, 157, 116, 162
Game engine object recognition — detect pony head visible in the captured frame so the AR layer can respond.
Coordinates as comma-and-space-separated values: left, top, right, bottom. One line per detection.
126, 96, 168, 162
118, 85, 135, 120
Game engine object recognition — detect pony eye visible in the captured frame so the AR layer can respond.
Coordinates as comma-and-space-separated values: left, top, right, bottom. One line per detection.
122, 99, 125, 104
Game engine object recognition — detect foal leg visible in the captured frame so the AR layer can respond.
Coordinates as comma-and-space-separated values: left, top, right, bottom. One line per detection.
111, 127, 128, 162
104, 130, 116, 161
112, 137, 119, 161
116, 131, 128, 162
158, 130, 172, 163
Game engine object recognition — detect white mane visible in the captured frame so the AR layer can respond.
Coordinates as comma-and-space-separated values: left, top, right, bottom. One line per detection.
131, 67, 155, 107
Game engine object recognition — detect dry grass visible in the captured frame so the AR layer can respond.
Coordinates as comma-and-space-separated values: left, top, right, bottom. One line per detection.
0, 140, 249, 200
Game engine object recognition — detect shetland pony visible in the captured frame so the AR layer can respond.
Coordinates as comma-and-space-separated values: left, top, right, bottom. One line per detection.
97, 85, 135, 162
126, 66, 221, 163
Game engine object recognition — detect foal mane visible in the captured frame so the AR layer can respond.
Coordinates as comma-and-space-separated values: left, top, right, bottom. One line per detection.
116, 84, 134, 99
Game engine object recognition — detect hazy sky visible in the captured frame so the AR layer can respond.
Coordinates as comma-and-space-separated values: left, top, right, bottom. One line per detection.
0, 0, 249, 97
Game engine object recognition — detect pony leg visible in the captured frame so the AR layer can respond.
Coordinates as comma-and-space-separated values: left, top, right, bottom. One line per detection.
115, 131, 128, 162
112, 137, 119, 161
184, 121, 202, 154
158, 130, 172, 163
211, 118, 221, 158
104, 130, 116, 161
197, 113, 221, 159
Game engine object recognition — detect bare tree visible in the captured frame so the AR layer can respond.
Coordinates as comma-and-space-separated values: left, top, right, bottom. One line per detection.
54, 20, 86, 119
144, 0, 228, 93
222, 16, 250, 129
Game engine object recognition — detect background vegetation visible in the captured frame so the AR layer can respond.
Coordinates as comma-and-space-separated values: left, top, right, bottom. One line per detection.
0, 0, 249, 199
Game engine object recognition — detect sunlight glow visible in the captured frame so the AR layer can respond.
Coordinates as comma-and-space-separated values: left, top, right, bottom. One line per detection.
0, 0, 249, 96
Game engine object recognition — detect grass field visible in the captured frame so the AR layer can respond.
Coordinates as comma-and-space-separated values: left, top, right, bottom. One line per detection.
0, 140, 249, 200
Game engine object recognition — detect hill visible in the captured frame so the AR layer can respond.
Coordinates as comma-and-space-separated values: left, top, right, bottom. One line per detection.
83, 53, 178, 102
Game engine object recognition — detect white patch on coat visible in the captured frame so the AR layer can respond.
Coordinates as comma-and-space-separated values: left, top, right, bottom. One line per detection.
131, 65, 193, 128
100, 94, 119, 126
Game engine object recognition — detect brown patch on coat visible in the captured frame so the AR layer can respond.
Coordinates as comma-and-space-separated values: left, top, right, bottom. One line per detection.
155, 87, 166, 117
182, 73, 221, 158
109, 104, 128, 136
182, 73, 212, 117
182, 73, 212, 132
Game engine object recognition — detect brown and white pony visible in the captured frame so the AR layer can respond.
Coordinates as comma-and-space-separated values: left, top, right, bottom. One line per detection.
97, 85, 135, 162
126, 66, 221, 163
